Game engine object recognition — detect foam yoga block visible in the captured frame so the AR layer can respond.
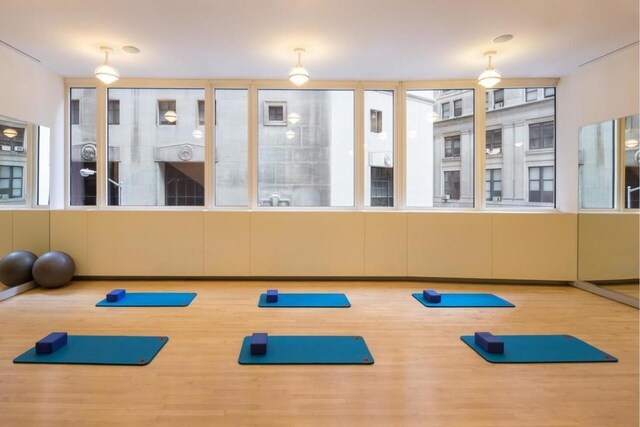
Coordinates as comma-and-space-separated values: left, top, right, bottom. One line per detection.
251, 333, 268, 355
474, 332, 504, 353
266, 289, 278, 303
36, 332, 68, 354
107, 289, 126, 302
423, 290, 441, 303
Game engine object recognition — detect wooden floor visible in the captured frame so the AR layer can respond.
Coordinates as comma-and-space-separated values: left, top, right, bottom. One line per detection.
0, 281, 637, 427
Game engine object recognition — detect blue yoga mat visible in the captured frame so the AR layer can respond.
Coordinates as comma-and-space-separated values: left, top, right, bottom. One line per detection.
258, 293, 351, 308
412, 293, 514, 308
13, 335, 169, 365
238, 336, 373, 364
96, 292, 197, 307
460, 334, 618, 363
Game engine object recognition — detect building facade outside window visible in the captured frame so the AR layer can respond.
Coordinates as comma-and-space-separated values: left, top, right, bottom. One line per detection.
158, 100, 177, 125
443, 170, 460, 200
485, 168, 502, 201
529, 166, 554, 203
108, 100, 120, 125
70, 88, 97, 206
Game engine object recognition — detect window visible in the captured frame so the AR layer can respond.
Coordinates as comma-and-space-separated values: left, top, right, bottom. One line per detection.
406, 89, 474, 208
370, 109, 383, 133
493, 89, 504, 108
442, 102, 451, 119
70, 99, 80, 125
70, 88, 97, 206
108, 88, 205, 206
443, 170, 460, 200
578, 120, 615, 209
485, 92, 490, 111
264, 101, 286, 125
529, 166, 554, 203
0, 166, 22, 200
37, 126, 51, 206
259, 89, 354, 207
453, 99, 462, 117
486, 129, 502, 155
529, 121, 555, 150
485, 169, 502, 201
198, 100, 205, 126
444, 135, 460, 158
158, 100, 177, 125
526, 88, 538, 102
108, 100, 120, 125
624, 115, 639, 209
544, 88, 555, 98
215, 89, 248, 206
370, 167, 393, 206
365, 90, 393, 207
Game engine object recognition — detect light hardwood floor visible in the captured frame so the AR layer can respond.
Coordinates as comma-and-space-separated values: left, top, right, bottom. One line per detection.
0, 281, 637, 427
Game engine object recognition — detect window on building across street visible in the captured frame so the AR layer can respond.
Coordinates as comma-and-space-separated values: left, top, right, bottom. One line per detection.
526, 88, 538, 102
453, 99, 462, 117
486, 128, 502, 155
70, 99, 80, 125
493, 89, 504, 108
0, 165, 22, 200
485, 169, 502, 201
198, 100, 205, 126
443, 170, 460, 200
158, 100, 177, 125
544, 88, 555, 98
442, 102, 451, 119
444, 135, 460, 158
370, 109, 383, 133
365, 90, 394, 207
108, 100, 120, 125
529, 166, 554, 203
529, 121, 555, 149
370, 166, 393, 206
264, 101, 287, 125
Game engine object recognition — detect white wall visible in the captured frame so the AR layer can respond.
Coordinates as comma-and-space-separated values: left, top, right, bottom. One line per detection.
557, 45, 640, 212
0, 46, 64, 208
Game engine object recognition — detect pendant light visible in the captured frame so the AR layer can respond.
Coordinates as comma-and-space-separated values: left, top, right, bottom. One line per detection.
288, 48, 310, 85
3, 128, 18, 138
95, 46, 120, 84
478, 51, 501, 88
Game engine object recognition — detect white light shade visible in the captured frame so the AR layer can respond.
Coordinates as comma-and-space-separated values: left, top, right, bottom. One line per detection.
192, 129, 203, 139
287, 112, 300, 124
3, 128, 18, 138
289, 66, 309, 85
625, 139, 639, 148
285, 130, 296, 139
478, 68, 501, 88
164, 110, 178, 123
94, 63, 120, 84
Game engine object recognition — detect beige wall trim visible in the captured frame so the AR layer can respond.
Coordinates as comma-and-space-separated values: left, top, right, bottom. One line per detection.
572, 280, 639, 308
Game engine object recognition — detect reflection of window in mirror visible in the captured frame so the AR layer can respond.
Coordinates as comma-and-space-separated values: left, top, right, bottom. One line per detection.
578, 120, 615, 209
0, 116, 28, 206
623, 115, 639, 209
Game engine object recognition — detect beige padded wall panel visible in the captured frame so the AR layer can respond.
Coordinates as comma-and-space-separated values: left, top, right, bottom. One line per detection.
364, 212, 407, 276
493, 213, 577, 281
407, 213, 493, 279
50, 211, 88, 275
251, 212, 365, 276
578, 214, 639, 281
203, 212, 251, 276
0, 210, 13, 256
88, 211, 204, 276
12, 210, 49, 256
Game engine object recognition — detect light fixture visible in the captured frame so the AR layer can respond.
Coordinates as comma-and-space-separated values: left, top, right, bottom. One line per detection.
626, 139, 639, 148
287, 112, 300, 124
122, 45, 140, 54
192, 129, 203, 139
478, 51, 501, 88
288, 48, 309, 86
79, 168, 96, 177
164, 110, 178, 123
94, 46, 120, 84
285, 130, 296, 139
3, 128, 18, 138
492, 34, 513, 44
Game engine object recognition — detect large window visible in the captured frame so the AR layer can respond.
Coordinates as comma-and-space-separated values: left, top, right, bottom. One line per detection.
578, 120, 615, 209
107, 88, 205, 206
215, 89, 248, 206
258, 89, 354, 207
364, 90, 393, 207
406, 89, 474, 207
624, 115, 639, 209
70, 88, 97, 206
486, 87, 555, 208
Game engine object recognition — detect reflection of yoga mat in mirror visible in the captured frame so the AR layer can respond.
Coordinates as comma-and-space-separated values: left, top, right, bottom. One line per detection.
96, 290, 197, 307
14, 334, 169, 365
461, 334, 617, 363
238, 335, 374, 364
412, 291, 514, 307
258, 291, 351, 307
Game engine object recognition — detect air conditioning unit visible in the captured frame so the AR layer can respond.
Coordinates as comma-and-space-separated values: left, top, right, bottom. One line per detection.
441, 194, 451, 202
1, 146, 10, 151
492, 196, 502, 202
494, 101, 504, 108
14, 147, 24, 152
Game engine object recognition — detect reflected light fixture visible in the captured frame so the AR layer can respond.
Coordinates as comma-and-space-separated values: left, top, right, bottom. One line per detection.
287, 112, 301, 124
164, 110, 178, 123
478, 51, 501, 88
285, 130, 296, 139
288, 48, 310, 85
192, 129, 203, 139
3, 128, 18, 138
94, 46, 120, 84
626, 139, 639, 148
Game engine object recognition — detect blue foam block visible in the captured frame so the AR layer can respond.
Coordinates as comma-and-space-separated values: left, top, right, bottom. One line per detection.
96, 292, 197, 307
107, 289, 126, 302
423, 290, 441, 303
266, 289, 278, 303
474, 332, 504, 353
258, 293, 351, 308
251, 333, 268, 355
35, 332, 68, 354
412, 293, 514, 308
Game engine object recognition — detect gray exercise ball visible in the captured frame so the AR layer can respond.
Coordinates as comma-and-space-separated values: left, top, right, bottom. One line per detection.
32, 251, 76, 289
0, 250, 38, 287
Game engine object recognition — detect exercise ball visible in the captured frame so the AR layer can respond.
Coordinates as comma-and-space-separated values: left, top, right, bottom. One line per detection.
32, 251, 76, 289
0, 250, 38, 287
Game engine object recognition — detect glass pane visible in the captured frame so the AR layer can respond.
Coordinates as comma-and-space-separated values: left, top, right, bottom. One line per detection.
578, 120, 615, 209
258, 89, 354, 207
215, 89, 248, 206
624, 114, 640, 209
0, 179, 8, 188
365, 90, 394, 207
0, 166, 8, 178
530, 180, 539, 191
107, 88, 205, 206
486, 88, 555, 208
37, 126, 51, 205
406, 89, 475, 207
0, 116, 27, 205
70, 88, 97, 206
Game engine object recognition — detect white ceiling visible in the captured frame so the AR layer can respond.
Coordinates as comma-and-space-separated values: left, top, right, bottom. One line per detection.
1, 0, 638, 81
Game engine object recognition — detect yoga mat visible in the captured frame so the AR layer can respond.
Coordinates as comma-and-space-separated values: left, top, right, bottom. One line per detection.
238, 336, 373, 364
412, 293, 514, 307
258, 293, 350, 308
460, 334, 618, 363
14, 335, 169, 365
96, 292, 197, 307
